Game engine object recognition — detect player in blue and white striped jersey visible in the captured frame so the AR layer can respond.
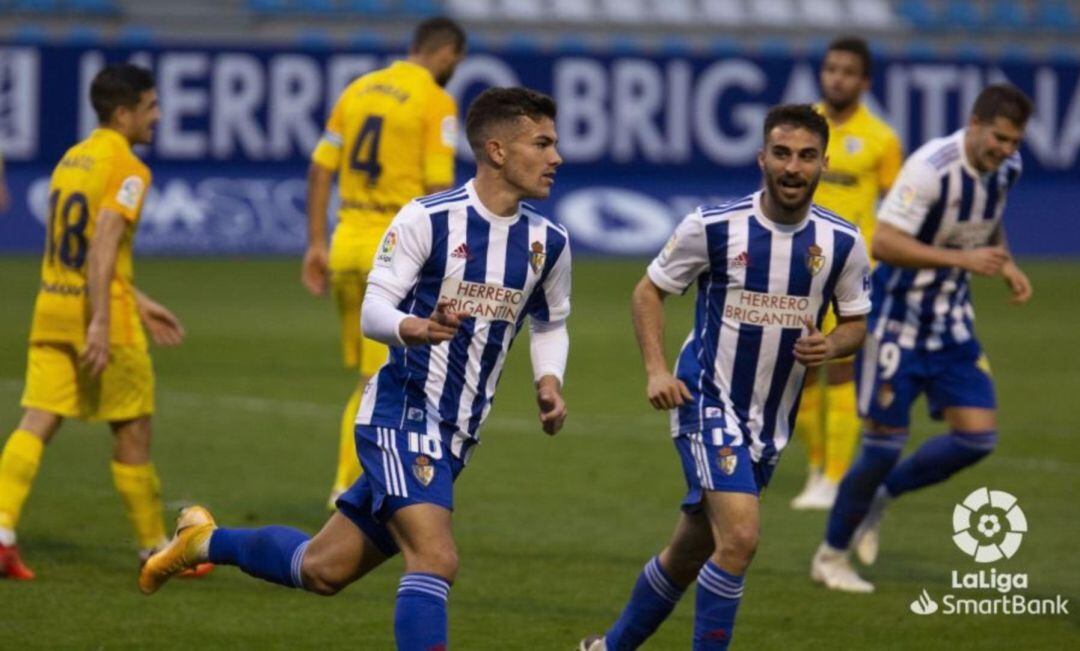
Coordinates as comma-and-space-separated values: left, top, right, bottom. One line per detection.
813, 84, 1034, 593
140, 88, 570, 651
581, 105, 871, 651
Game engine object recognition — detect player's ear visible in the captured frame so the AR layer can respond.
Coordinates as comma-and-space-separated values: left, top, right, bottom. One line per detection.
485, 138, 506, 166
822, 153, 829, 171
757, 148, 766, 172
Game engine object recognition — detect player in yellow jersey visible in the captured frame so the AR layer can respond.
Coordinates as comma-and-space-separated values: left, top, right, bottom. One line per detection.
791, 37, 903, 510
0, 64, 207, 580
302, 18, 466, 508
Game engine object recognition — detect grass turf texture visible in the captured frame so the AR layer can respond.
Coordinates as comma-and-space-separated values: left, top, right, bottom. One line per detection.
0, 257, 1076, 649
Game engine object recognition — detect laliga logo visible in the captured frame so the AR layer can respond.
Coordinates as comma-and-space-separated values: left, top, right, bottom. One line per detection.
952, 487, 1027, 563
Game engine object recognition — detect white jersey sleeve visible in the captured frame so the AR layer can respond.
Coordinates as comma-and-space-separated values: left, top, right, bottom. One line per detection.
877, 158, 942, 237
646, 211, 710, 294
531, 237, 572, 323
833, 232, 873, 317
367, 201, 433, 300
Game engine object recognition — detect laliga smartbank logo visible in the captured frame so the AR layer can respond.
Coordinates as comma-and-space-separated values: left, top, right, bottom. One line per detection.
908, 488, 1069, 617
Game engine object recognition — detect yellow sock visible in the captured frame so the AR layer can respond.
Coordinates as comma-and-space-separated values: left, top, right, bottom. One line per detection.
333, 386, 363, 493
0, 430, 45, 532
796, 381, 824, 471
110, 461, 166, 551
824, 381, 861, 483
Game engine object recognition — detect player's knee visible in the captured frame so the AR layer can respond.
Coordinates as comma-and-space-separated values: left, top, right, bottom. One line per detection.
720, 524, 760, 568
299, 555, 349, 596
415, 545, 459, 582
952, 430, 997, 460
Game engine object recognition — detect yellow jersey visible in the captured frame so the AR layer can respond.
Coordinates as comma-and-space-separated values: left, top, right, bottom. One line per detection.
29, 128, 151, 347
311, 60, 457, 233
814, 103, 903, 252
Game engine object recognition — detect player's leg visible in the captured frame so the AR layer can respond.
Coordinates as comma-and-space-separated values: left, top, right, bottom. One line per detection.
386, 503, 457, 650
595, 510, 713, 650
822, 359, 860, 500
109, 416, 168, 557
330, 267, 366, 505
790, 370, 826, 508
695, 490, 759, 650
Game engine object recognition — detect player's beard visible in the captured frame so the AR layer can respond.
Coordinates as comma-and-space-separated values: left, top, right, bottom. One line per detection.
765, 170, 821, 214
823, 92, 858, 116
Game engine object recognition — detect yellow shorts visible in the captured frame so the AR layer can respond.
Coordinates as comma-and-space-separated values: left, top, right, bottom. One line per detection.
329, 222, 390, 377
21, 342, 154, 421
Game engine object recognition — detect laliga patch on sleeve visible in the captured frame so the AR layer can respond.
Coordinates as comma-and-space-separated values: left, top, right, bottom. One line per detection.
375, 229, 398, 266
116, 175, 145, 210
658, 232, 678, 263
899, 184, 917, 208
440, 116, 458, 148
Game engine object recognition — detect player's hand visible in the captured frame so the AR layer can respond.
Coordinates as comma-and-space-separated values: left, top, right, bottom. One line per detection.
301, 245, 329, 296
1001, 261, 1032, 305
960, 246, 1010, 276
81, 319, 111, 378
399, 300, 472, 345
138, 298, 186, 347
536, 376, 566, 436
794, 318, 833, 367
646, 371, 693, 410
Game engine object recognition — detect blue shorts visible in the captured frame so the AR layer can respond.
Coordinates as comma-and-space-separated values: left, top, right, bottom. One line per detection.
856, 336, 996, 428
674, 430, 774, 511
336, 425, 466, 557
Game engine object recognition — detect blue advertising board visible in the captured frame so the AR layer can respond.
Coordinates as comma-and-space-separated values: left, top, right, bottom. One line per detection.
1, 44, 1078, 256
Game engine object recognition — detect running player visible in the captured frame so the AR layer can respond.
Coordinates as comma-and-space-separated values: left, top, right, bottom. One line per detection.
0, 64, 200, 579
303, 17, 466, 508
140, 88, 569, 651
811, 84, 1033, 593
580, 105, 871, 650
792, 36, 903, 510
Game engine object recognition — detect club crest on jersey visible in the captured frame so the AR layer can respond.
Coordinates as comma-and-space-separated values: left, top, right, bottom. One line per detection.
377, 230, 398, 265
717, 446, 738, 476
805, 244, 826, 276
844, 135, 863, 154
877, 382, 895, 409
530, 241, 546, 274
412, 455, 435, 487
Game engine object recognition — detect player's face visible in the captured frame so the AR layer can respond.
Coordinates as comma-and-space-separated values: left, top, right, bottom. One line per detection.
968, 115, 1024, 172
130, 89, 160, 145
434, 45, 466, 87
759, 125, 826, 213
502, 115, 562, 200
819, 50, 868, 114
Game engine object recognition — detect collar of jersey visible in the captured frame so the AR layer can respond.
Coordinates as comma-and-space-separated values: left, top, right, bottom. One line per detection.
390, 59, 434, 83
752, 189, 811, 234
464, 179, 522, 224
91, 127, 132, 150
816, 101, 868, 131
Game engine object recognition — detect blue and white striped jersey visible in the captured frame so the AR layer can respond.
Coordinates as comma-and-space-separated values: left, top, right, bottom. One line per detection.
871, 128, 1021, 350
356, 180, 572, 460
649, 190, 871, 465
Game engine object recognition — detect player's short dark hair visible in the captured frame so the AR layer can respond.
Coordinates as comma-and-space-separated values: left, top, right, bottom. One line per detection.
826, 36, 873, 78
90, 63, 155, 125
971, 84, 1033, 127
465, 87, 557, 157
763, 104, 830, 151
411, 17, 467, 54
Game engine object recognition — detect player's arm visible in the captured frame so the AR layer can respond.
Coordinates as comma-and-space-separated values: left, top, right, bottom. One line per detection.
132, 288, 185, 347
990, 223, 1032, 304
796, 234, 872, 366
873, 160, 1008, 275
634, 212, 710, 410
303, 95, 347, 296
528, 239, 572, 435
82, 209, 127, 377
421, 90, 458, 193
360, 204, 470, 347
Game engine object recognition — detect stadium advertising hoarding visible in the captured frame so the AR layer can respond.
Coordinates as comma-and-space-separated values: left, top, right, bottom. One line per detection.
1, 44, 1078, 256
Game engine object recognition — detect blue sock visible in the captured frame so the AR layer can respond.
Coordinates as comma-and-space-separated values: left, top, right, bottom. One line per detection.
885, 431, 997, 498
605, 556, 685, 650
825, 433, 906, 549
693, 561, 744, 650
208, 526, 310, 589
395, 573, 451, 651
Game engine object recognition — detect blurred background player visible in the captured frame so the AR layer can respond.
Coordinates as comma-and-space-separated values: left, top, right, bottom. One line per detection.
791, 36, 903, 510
141, 87, 569, 651
0, 64, 202, 579
0, 144, 10, 214
302, 17, 466, 509
812, 84, 1033, 593
581, 105, 871, 651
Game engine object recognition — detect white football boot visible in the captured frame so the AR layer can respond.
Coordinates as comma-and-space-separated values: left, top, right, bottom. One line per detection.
810, 542, 874, 593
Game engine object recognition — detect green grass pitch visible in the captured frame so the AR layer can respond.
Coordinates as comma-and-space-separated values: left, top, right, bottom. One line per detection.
1, 256, 1077, 649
